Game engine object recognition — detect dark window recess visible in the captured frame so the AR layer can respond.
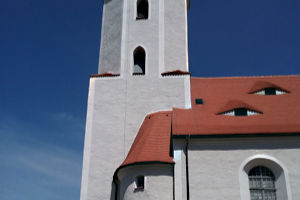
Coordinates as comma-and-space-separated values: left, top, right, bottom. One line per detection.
234, 108, 248, 116
136, 0, 148, 20
248, 166, 276, 200
265, 87, 277, 95
133, 47, 146, 75
195, 98, 204, 105
135, 176, 145, 190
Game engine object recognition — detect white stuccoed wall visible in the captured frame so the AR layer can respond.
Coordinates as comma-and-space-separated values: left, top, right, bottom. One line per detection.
81, 0, 191, 199
81, 75, 190, 200
164, 0, 189, 72
174, 136, 300, 200
99, 0, 189, 75
118, 164, 174, 200
174, 140, 188, 200
98, 0, 124, 74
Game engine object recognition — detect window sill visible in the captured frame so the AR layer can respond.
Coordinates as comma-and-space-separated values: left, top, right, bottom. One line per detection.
136, 17, 148, 20
134, 187, 144, 192
132, 73, 145, 76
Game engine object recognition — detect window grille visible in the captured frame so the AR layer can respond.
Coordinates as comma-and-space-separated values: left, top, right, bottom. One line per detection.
248, 166, 276, 200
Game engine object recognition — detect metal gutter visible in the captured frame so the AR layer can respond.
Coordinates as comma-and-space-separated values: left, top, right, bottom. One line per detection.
173, 132, 300, 139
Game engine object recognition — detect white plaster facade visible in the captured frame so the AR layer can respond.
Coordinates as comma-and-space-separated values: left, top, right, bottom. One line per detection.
80, 0, 190, 199
98, 0, 189, 74
117, 164, 173, 200
80, 76, 190, 200
174, 136, 300, 200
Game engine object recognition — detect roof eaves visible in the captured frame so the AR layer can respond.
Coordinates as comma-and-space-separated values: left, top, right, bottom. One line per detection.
90, 73, 120, 78
173, 132, 300, 138
113, 161, 174, 182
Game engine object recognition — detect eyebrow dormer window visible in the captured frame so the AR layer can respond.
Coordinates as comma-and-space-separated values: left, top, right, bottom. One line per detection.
136, 0, 148, 20
219, 108, 262, 117
252, 87, 288, 95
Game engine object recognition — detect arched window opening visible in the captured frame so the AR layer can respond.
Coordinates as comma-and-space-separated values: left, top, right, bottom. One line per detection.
133, 47, 146, 75
136, 0, 148, 20
248, 166, 276, 200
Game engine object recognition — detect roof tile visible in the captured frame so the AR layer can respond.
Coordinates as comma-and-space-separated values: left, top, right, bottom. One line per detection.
121, 111, 174, 167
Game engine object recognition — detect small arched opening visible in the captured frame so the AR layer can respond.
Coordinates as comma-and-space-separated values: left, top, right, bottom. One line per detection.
136, 0, 148, 20
239, 155, 291, 200
133, 46, 146, 75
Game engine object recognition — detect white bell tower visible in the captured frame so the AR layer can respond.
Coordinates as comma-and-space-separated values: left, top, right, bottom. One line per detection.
80, 0, 191, 199
99, 0, 189, 75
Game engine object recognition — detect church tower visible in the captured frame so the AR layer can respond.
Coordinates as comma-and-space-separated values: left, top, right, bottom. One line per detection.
80, 0, 191, 199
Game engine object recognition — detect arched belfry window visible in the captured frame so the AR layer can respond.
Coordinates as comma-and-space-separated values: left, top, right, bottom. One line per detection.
248, 166, 276, 200
136, 0, 148, 20
133, 46, 146, 75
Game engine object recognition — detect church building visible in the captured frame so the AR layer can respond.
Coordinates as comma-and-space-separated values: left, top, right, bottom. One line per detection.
80, 0, 300, 199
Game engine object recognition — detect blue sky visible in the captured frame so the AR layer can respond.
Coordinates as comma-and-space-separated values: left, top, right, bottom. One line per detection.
0, 0, 299, 199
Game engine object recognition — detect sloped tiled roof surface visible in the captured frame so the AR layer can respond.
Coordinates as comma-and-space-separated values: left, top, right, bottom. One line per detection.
121, 75, 300, 167
121, 111, 174, 167
173, 75, 300, 135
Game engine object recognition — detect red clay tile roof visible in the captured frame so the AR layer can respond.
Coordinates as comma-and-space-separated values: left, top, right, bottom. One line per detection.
216, 100, 263, 114
121, 111, 174, 167
120, 75, 300, 168
90, 73, 120, 77
248, 80, 290, 94
161, 70, 190, 76
173, 75, 300, 135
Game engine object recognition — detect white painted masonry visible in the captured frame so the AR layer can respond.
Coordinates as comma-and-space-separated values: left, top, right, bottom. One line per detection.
98, 0, 124, 74
99, 0, 189, 75
80, 0, 190, 199
174, 141, 188, 200
182, 136, 300, 200
117, 164, 173, 200
80, 75, 190, 199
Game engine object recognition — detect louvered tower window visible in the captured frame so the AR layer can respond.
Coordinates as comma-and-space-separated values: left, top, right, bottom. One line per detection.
248, 166, 276, 200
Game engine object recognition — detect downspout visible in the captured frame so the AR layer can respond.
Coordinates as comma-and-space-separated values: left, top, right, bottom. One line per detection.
185, 136, 190, 200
